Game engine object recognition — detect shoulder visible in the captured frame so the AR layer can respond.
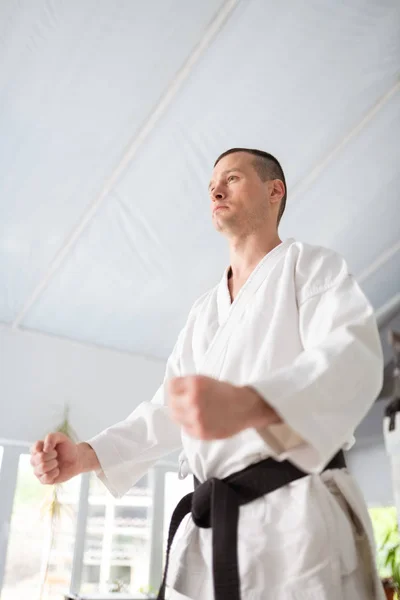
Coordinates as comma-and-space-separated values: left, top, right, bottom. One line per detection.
180, 285, 219, 335
173, 286, 218, 357
289, 240, 350, 305
189, 287, 217, 317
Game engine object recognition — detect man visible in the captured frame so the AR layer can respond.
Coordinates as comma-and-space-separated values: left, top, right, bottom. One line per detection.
31, 148, 385, 599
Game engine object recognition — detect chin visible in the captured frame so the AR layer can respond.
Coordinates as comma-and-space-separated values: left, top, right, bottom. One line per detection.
213, 211, 238, 232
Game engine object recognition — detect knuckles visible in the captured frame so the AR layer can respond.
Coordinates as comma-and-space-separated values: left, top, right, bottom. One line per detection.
170, 375, 214, 435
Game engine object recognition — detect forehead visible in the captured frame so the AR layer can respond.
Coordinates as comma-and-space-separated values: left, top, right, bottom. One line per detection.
212, 152, 254, 177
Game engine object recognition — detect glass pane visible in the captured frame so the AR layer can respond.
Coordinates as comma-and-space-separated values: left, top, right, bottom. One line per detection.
0, 445, 3, 471
2, 453, 80, 600
80, 473, 153, 595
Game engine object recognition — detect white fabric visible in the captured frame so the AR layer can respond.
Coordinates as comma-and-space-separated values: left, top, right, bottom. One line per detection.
89, 239, 384, 599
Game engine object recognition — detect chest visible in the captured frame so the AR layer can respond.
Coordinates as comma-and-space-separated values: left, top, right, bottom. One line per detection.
181, 274, 304, 384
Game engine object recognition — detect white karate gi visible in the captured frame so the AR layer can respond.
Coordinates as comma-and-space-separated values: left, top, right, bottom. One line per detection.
89, 239, 385, 599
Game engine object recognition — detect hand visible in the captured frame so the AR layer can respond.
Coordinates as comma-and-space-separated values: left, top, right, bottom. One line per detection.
30, 432, 81, 485
168, 375, 280, 440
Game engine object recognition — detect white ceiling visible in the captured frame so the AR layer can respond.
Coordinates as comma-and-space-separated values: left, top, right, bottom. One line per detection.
0, 0, 399, 360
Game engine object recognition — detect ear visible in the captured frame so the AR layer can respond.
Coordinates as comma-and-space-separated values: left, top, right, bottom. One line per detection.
269, 179, 285, 205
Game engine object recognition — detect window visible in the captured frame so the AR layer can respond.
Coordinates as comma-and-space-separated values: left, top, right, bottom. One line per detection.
0, 449, 185, 599
1, 453, 80, 600
80, 472, 153, 595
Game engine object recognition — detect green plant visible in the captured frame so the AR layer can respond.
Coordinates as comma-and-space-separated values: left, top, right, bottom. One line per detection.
382, 536, 400, 585
380, 519, 400, 597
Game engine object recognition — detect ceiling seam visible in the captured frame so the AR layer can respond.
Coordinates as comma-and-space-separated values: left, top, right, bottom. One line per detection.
290, 79, 400, 202
376, 293, 400, 329
357, 239, 400, 284
2, 288, 398, 363
11, 0, 240, 329
4, 288, 400, 343
0, 323, 168, 363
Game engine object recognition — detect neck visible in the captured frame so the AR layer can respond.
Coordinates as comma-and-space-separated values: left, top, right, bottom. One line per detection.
227, 229, 282, 283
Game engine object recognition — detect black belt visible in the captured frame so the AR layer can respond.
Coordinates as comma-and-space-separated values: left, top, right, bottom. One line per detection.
157, 451, 346, 600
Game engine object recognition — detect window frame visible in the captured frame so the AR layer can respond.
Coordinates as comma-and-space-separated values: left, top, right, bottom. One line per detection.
0, 441, 182, 598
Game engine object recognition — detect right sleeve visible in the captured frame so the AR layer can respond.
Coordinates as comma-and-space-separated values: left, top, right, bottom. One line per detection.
87, 334, 184, 498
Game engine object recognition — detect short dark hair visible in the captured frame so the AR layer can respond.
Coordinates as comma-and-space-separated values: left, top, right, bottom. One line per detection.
214, 148, 287, 224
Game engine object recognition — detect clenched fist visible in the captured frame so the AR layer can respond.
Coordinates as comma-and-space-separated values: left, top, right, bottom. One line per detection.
30, 432, 81, 485
167, 375, 280, 440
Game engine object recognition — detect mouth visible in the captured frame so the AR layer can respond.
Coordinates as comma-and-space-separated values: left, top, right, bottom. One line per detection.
213, 205, 228, 214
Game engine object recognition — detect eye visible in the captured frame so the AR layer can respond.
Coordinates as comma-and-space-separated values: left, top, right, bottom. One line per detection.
227, 175, 237, 183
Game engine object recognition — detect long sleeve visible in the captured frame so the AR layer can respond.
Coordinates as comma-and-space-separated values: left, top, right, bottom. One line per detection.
87, 338, 183, 498
251, 273, 384, 474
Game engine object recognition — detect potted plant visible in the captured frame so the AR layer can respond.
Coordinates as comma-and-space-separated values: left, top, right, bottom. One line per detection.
380, 525, 400, 599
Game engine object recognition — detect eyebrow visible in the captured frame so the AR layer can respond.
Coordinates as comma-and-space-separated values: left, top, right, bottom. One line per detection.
208, 168, 244, 190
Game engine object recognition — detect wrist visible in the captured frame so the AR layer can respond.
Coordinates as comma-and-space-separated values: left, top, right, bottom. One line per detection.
77, 442, 100, 474
242, 386, 282, 430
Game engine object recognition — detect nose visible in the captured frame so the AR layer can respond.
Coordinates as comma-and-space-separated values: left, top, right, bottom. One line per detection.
211, 184, 225, 202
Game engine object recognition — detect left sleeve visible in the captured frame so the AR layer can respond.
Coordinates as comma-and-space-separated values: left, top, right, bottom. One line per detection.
251, 273, 384, 474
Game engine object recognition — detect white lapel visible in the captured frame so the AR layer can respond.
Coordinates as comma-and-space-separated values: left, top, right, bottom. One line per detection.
199, 238, 295, 378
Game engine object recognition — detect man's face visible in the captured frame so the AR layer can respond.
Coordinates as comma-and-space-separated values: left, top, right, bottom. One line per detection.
208, 152, 271, 235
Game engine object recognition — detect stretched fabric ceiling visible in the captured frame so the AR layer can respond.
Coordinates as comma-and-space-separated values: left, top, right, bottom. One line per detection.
0, 0, 399, 359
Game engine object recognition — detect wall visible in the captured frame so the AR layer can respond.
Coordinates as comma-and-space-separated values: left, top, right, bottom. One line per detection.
346, 401, 394, 507
0, 326, 166, 444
